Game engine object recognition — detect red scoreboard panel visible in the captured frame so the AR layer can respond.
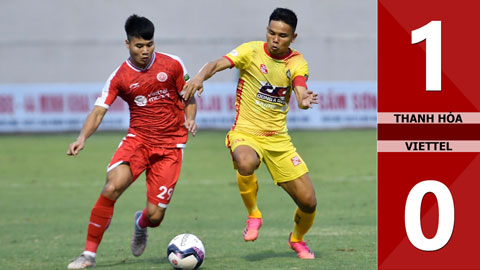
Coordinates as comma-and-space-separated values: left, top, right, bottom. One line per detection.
378, 1, 480, 269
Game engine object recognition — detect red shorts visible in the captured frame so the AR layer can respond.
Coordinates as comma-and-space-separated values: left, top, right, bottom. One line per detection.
107, 133, 184, 208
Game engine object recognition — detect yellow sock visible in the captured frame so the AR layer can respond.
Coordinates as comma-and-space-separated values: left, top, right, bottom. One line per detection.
291, 208, 316, 242
237, 172, 262, 218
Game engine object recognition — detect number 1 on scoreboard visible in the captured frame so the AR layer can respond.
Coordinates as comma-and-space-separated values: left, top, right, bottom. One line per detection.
411, 21, 442, 91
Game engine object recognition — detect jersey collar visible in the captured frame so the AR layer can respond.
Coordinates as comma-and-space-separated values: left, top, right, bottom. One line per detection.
263, 42, 292, 60
127, 52, 156, 72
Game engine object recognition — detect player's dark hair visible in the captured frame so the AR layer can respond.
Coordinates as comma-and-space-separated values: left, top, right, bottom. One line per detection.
269, 8, 297, 32
124, 14, 155, 41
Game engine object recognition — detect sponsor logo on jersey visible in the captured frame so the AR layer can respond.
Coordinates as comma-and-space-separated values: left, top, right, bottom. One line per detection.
229, 50, 239, 57
129, 83, 140, 90
256, 81, 288, 105
286, 70, 291, 79
291, 155, 302, 167
134, 95, 147, 106
157, 72, 168, 82
260, 64, 268, 74
255, 100, 286, 111
233, 138, 245, 144
148, 89, 170, 102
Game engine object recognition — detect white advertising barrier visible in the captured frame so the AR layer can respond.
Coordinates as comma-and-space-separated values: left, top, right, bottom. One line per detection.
303, 81, 377, 129
0, 83, 129, 133
0, 81, 376, 133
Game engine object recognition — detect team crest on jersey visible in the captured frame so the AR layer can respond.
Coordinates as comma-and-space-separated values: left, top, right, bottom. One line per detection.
260, 64, 268, 74
129, 83, 140, 90
291, 155, 302, 167
134, 95, 147, 106
157, 72, 168, 82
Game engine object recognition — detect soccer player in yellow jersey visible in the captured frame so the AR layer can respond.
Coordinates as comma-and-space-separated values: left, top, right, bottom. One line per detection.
182, 8, 318, 259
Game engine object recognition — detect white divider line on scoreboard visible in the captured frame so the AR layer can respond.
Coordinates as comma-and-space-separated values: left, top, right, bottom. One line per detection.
377, 140, 480, 152
377, 112, 480, 124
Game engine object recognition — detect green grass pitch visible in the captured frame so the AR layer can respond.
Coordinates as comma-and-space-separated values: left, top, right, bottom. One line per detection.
0, 129, 376, 269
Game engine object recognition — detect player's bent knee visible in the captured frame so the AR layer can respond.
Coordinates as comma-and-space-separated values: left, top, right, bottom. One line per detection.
299, 196, 317, 213
236, 157, 258, 175
101, 182, 123, 200
237, 166, 255, 176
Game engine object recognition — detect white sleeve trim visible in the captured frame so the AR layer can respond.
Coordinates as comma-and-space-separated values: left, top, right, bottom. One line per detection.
94, 66, 121, 109
94, 101, 110, 109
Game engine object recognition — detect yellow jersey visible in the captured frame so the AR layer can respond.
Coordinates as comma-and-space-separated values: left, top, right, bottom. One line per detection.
224, 41, 309, 136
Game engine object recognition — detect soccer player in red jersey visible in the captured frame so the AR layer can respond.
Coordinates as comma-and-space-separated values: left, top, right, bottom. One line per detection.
66, 14, 197, 269
182, 8, 317, 259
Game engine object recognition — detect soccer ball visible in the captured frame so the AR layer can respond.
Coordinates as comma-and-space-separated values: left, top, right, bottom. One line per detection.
167, 233, 205, 269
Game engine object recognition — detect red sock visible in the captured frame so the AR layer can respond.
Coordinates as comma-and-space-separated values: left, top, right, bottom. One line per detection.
137, 208, 162, 228
84, 194, 116, 253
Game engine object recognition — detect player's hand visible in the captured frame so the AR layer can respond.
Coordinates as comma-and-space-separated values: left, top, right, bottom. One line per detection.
181, 78, 204, 101
67, 139, 85, 156
184, 119, 197, 136
301, 90, 319, 109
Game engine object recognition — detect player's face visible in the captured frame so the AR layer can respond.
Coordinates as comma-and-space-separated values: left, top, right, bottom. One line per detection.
126, 37, 155, 69
266, 20, 297, 57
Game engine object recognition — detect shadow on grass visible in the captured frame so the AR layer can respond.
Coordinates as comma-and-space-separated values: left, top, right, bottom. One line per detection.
97, 256, 172, 268
98, 256, 211, 269
243, 250, 294, 261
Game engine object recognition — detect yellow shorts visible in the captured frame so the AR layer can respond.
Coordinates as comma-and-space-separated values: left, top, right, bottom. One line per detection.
225, 130, 309, 184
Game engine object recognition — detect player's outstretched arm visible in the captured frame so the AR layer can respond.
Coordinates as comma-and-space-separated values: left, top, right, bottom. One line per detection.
184, 97, 197, 136
181, 57, 232, 101
67, 106, 107, 156
293, 85, 319, 109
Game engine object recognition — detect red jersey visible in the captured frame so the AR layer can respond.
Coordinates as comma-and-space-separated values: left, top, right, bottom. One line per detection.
95, 52, 190, 148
